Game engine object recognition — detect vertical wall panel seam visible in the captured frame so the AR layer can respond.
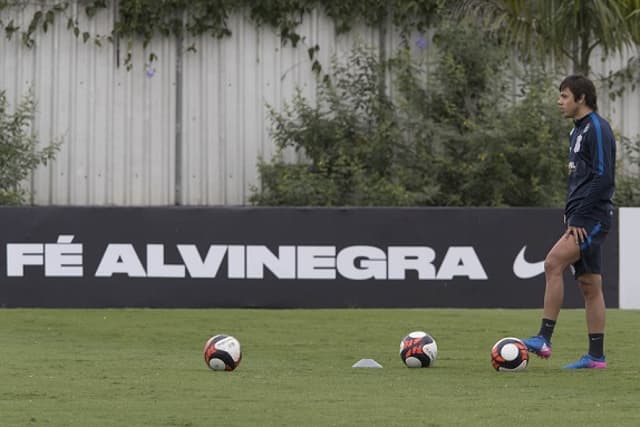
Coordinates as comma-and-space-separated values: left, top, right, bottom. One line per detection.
67, 3, 77, 205
88, 16, 97, 205
175, 34, 183, 205
219, 40, 227, 204
240, 16, 247, 204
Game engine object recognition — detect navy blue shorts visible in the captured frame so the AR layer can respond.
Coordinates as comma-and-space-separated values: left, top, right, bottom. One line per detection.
572, 222, 609, 279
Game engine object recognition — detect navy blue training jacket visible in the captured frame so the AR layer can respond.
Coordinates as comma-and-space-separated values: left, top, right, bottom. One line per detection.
565, 111, 616, 229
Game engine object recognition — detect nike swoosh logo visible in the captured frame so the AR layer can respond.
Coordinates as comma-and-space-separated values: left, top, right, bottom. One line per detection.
513, 246, 545, 279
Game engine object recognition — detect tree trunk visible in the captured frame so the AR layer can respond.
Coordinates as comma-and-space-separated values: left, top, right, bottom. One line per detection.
579, 29, 591, 76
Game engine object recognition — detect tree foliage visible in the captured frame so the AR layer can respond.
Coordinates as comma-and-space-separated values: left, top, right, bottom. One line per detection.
0, 90, 60, 205
615, 134, 640, 206
253, 46, 415, 206
452, 0, 640, 76
251, 20, 570, 207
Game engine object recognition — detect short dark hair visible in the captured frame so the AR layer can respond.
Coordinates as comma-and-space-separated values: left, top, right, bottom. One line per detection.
559, 75, 598, 111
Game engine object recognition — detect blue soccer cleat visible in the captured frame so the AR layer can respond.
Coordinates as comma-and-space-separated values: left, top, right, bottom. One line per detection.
522, 335, 552, 359
563, 354, 607, 369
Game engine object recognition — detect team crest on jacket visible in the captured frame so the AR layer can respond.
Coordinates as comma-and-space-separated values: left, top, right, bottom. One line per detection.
574, 135, 582, 153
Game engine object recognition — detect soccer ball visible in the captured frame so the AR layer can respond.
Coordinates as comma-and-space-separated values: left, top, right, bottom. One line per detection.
491, 337, 529, 372
400, 331, 438, 368
203, 334, 242, 371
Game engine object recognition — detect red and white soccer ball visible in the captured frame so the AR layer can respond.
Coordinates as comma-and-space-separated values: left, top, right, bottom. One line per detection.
203, 334, 242, 371
491, 337, 529, 372
400, 331, 438, 368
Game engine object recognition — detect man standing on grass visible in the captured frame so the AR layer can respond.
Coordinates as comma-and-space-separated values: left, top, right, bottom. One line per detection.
523, 75, 616, 369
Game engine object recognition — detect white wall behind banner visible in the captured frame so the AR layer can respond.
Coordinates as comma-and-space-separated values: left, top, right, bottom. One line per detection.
0, 5, 407, 206
0, 4, 638, 206
619, 208, 640, 309
0, 3, 178, 206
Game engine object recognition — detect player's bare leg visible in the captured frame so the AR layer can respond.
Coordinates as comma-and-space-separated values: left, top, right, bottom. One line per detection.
542, 230, 581, 321
562, 272, 607, 369
523, 230, 580, 358
578, 273, 605, 334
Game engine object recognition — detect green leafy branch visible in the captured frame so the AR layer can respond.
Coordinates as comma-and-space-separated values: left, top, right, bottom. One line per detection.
0, 0, 444, 70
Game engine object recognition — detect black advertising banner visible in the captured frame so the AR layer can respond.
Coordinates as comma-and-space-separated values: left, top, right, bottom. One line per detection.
0, 207, 619, 308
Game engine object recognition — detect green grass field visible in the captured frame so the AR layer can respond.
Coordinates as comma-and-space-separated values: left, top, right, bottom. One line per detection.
2, 308, 639, 426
